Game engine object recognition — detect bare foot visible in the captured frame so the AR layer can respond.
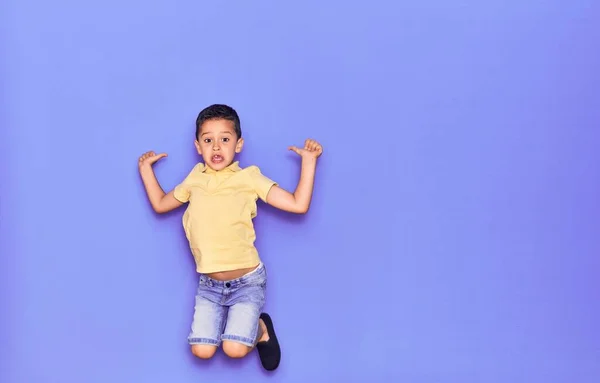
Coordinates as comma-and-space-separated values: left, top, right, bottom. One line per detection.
258, 318, 270, 343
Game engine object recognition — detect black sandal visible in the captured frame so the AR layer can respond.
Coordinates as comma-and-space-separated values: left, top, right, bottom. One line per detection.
256, 312, 281, 371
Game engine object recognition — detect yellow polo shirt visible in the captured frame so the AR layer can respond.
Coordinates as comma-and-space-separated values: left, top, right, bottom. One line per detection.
173, 161, 277, 274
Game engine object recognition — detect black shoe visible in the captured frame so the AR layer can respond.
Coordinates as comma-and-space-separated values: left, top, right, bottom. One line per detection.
256, 313, 281, 371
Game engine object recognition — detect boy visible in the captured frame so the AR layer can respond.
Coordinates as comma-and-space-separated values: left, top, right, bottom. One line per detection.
137, 104, 323, 371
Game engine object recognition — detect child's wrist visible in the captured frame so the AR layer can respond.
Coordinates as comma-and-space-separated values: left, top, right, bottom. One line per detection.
139, 164, 155, 175
301, 156, 318, 165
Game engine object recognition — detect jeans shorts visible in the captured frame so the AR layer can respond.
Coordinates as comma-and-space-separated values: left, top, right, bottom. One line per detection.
188, 263, 267, 347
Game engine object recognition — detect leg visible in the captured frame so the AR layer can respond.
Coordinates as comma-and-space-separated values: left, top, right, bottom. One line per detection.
191, 344, 218, 360
220, 265, 267, 359
221, 301, 263, 358
222, 308, 280, 370
222, 314, 272, 358
188, 279, 226, 360
220, 264, 281, 370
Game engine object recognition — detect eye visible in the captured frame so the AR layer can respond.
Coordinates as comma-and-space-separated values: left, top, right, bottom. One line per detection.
222, 137, 230, 143
203, 138, 212, 143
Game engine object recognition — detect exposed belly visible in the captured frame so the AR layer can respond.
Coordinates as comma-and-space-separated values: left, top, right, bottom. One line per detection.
206, 264, 259, 281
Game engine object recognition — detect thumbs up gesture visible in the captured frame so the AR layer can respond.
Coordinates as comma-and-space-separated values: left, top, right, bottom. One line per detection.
138, 151, 168, 170
288, 139, 323, 159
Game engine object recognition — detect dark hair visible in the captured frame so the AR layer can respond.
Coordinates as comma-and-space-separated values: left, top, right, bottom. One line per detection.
195, 104, 242, 139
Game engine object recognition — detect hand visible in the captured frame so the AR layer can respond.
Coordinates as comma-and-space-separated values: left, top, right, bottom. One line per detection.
138, 151, 167, 169
288, 139, 323, 159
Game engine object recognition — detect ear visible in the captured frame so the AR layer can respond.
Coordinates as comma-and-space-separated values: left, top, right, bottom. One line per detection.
235, 137, 244, 153
194, 140, 202, 155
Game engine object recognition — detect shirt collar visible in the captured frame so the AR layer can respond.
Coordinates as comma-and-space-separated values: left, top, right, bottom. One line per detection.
201, 161, 241, 174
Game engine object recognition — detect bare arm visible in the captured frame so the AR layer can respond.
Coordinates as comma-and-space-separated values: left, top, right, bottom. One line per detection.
138, 151, 184, 214
266, 139, 323, 214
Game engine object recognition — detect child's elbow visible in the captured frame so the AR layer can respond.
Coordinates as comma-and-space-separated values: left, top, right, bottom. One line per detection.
153, 204, 168, 214
295, 205, 310, 214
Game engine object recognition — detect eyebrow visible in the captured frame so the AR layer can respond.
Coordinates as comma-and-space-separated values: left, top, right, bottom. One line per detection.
201, 131, 233, 136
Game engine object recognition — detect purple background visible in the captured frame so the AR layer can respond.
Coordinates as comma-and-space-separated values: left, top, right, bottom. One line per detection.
1, 1, 599, 382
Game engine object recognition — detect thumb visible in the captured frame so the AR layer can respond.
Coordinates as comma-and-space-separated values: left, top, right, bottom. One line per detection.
288, 146, 302, 155
151, 153, 168, 162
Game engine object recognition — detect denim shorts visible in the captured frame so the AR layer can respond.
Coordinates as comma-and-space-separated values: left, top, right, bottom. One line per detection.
188, 263, 267, 347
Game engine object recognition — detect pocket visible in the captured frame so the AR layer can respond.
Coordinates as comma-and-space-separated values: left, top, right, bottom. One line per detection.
196, 278, 205, 293
241, 269, 266, 289
240, 277, 267, 306
197, 277, 213, 292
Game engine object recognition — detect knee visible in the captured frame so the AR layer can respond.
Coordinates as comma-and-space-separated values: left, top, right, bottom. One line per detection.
222, 341, 251, 359
191, 344, 217, 359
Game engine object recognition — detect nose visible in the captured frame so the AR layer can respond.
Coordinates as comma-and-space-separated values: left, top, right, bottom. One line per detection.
212, 142, 220, 151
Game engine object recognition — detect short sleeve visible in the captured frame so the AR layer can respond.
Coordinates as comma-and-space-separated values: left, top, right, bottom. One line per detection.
173, 183, 190, 203
173, 164, 201, 203
247, 166, 277, 202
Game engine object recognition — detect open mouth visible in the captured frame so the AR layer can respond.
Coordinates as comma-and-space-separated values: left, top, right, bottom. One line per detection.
211, 154, 224, 163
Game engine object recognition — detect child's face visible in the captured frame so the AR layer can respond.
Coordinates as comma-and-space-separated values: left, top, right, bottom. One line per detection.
194, 119, 243, 171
